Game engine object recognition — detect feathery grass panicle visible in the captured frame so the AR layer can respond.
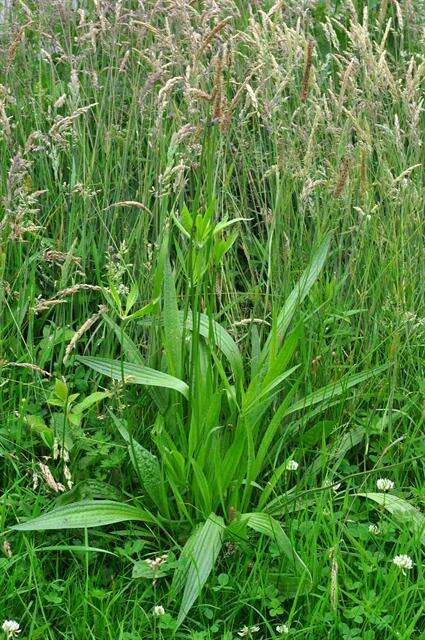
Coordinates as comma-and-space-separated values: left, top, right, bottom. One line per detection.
198, 17, 232, 55
63, 305, 108, 363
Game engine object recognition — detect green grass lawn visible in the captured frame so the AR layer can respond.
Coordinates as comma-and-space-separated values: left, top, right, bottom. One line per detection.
0, 1, 424, 638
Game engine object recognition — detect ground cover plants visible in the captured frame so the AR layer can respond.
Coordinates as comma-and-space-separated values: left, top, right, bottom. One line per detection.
0, 1, 424, 638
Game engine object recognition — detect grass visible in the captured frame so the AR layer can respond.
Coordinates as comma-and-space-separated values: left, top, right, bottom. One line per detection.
0, 0, 424, 638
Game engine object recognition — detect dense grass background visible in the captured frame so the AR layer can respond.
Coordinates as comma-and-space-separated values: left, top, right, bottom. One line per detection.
0, 1, 424, 638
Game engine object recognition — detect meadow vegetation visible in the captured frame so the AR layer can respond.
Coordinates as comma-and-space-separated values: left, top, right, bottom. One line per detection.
0, 1, 424, 638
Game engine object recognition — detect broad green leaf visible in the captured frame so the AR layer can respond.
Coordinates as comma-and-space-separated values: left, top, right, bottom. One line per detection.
38, 327, 74, 367
357, 493, 425, 545
72, 391, 111, 414
241, 512, 312, 587
105, 281, 123, 314
124, 298, 159, 321
51, 412, 75, 451
61, 479, 123, 503
244, 383, 299, 501
124, 282, 139, 317
25, 415, 53, 447
270, 573, 313, 598
173, 514, 225, 628
213, 217, 248, 235
130, 441, 163, 502
109, 411, 165, 511
302, 420, 335, 447
54, 379, 69, 402
12, 500, 157, 531
77, 356, 189, 398
213, 230, 238, 264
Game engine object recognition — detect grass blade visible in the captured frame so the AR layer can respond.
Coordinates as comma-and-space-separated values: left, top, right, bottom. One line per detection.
242, 512, 312, 587
284, 365, 389, 417
163, 256, 183, 377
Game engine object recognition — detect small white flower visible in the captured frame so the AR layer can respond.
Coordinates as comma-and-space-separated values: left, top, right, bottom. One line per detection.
276, 623, 290, 634
393, 555, 413, 575
2, 620, 21, 638
368, 524, 380, 535
153, 605, 165, 616
376, 478, 394, 491
237, 625, 260, 637
285, 460, 299, 471
145, 554, 168, 571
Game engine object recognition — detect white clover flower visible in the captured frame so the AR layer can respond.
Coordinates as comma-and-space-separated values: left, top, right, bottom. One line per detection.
368, 524, 380, 535
285, 460, 299, 471
145, 554, 168, 570
376, 478, 394, 491
2, 540, 12, 558
393, 555, 413, 575
237, 625, 260, 637
2, 620, 21, 638
276, 623, 290, 634
153, 605, 165, 616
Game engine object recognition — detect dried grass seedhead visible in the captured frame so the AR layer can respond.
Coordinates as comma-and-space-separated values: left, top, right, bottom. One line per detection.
38, 462, 65, 493
63, 305, 108, 364
1, 154, 44, 241
300, 40, 314, 102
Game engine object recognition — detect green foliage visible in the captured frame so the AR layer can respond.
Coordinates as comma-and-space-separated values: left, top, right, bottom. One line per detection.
172, 514, 225, 628
77, 356, 189, 398
358, 493, 425, 546
11, 501, 157, 531
1, 0, 423, 637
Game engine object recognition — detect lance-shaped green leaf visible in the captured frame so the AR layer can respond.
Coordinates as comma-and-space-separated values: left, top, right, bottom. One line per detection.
109, 411, 166, 513
77, 356, 189, 398
72, 391, 111, 414
182, 311, 244, 384
260, 233, 332, 366
137, 310, 244, 384
173, 514, 225, 628
11, 500, 157, 531
357, 493, 425, 546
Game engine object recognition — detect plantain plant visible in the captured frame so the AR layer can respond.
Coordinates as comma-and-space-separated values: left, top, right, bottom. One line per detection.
12, 226, 387, 627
